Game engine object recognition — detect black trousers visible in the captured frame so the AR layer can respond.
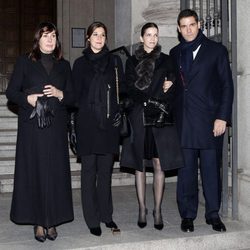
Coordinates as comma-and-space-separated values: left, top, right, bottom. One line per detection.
177, 148, 222, 220
81, 154, 114, 228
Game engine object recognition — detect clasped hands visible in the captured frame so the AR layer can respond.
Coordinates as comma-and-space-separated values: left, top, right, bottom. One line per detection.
28, 85, 63, 129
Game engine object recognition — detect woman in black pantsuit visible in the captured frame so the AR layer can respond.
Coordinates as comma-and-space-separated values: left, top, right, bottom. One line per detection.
120, 23, 183, 230
72, 22, 124, 236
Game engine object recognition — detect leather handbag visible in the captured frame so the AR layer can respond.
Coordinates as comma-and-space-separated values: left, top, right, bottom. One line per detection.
113, 57, 131, 137
143, 97, 173, 127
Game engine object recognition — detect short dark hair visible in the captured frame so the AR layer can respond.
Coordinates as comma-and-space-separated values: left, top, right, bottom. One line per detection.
86, 21, 108, 46
177, 9, 199, 25
140, 22, 158, 37
29, 21, 62, 61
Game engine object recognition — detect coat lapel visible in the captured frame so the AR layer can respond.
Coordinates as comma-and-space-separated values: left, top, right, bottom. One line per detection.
188, 38, 208, 83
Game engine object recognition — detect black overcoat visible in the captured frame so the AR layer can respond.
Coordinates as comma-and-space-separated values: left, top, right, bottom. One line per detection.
170, 37, 234, 149
6, 55, 74, 227
72, 52, 124, 156
120, 53, 183, 171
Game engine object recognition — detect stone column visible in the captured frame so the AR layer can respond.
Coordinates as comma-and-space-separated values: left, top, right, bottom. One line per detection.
131, 0, 180, 53
237, 0, 250, 223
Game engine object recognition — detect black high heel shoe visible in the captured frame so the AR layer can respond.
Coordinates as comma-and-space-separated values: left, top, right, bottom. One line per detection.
137, 208, 148, 228
90, 227, 102, 236
105, 221, 121, 234
153, 210, 164, 230
105, 221, 118, 229
46, 227, 58, 241
34, 225, 46, 243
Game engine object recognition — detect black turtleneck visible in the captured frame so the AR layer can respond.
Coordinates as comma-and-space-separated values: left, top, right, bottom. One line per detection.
40, 52, 54, 75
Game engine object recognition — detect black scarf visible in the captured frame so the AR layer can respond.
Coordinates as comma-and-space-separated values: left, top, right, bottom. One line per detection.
134, 44, 161, 90
83, 45, 110, 129
180, 29, 205, 81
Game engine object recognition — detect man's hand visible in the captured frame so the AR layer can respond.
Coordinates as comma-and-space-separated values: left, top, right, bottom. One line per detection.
213, 119, 227, 137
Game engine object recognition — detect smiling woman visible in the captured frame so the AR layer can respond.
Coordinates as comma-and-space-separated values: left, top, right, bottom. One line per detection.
72, 21, 124, 237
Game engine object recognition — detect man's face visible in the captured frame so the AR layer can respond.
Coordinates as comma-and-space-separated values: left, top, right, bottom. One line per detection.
178, 16, 200, 42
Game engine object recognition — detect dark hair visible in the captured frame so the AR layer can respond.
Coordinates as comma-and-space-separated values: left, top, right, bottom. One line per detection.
141, 22, 158, 37
29, 21, 62, 61
86, 21, 108, 46
177, 9, 199, 25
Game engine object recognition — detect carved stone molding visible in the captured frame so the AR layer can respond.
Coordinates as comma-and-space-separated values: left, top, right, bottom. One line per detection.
142, 0, 179, 24
134, 0, 180, 38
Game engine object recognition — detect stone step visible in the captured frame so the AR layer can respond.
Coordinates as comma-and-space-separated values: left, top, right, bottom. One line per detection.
0, 156, 81, 175
0, 142, 16, 157
0, 105, 17, 117
0, 141, 78, 158
0, 117, 17, 130
0, 129, 17, 143
0, 167, 137, 193
0, 94, 7, 105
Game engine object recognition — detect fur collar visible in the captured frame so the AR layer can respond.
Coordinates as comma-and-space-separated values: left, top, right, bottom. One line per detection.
134, 44, 161, 90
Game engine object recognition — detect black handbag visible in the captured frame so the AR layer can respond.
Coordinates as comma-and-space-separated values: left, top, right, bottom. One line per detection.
112, 57, 131, 137
143, 98, 173, 127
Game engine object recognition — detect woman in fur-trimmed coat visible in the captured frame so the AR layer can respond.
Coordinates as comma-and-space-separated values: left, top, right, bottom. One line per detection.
120, 23, 183, 230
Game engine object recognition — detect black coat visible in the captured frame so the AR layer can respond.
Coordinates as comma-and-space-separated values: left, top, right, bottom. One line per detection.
170, 37, 234, 149
72, 50, 124, 156
6, 55, 74, 227
120, 52, 183, 171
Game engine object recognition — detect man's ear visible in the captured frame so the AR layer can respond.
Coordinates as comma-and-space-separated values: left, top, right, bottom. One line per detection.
198, 21, 201, 29
177, 26, 181, 33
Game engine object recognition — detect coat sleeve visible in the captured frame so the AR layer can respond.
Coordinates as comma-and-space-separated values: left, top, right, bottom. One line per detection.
159, 55, 177, 110
59, 60, 75, 107
6, 56, 30, 109
72, 58, 84, 109
215, 46, 234, 123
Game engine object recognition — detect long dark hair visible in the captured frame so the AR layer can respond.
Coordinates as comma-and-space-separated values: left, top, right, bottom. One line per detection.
86, 21, 108, 47
140, 22, 158, 37
29, 21, 62, 61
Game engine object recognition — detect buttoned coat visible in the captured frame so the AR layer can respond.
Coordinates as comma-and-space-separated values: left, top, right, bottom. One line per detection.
6, 54, 74, 227
170, 37, 234, 149
72, 53, 124, 156
120, 53, 183, 171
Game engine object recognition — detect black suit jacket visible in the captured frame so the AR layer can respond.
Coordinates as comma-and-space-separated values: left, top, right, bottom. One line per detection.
170, 36, 234, 149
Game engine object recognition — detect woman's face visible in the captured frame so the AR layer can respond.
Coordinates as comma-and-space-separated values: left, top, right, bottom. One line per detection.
88, 27, 106, 53
39, 30, 57, 54
140, 27, 159, 53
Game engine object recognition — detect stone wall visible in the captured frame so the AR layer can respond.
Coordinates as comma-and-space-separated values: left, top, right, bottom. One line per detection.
237, 0, 250, 223
57, 0, 115, 66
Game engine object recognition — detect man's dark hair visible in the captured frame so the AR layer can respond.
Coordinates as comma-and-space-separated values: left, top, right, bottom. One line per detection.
177, 9, 199, 25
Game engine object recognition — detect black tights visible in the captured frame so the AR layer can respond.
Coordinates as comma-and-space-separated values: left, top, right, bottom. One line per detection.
135, 158, 165, 219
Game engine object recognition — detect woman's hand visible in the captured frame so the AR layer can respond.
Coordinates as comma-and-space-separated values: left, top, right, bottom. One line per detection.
27, 94, 44, 107
163, 77, 173, 93
43, 85, 64, 101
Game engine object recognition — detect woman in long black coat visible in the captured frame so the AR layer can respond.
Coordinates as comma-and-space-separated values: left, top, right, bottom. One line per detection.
72, 22, 124, 237
6, 22, 74, 242
120, 23, 183, 230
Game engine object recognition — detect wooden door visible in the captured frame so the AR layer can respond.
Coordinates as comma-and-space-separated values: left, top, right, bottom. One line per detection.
0, 0, 56, 93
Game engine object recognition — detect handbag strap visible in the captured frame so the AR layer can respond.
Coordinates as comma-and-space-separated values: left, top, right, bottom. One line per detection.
114, 56, 120, 104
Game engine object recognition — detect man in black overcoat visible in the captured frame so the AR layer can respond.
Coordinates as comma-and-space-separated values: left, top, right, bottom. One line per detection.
169, 9, 234, 232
